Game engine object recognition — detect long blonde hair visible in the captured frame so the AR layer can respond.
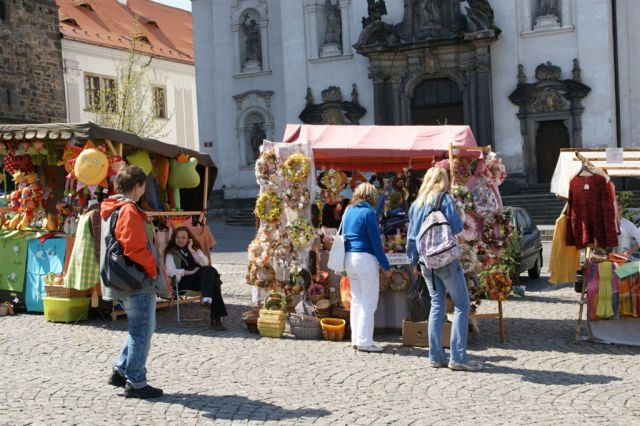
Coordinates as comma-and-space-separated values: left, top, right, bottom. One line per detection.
415, 167, 450, 207
351, 182, 378, 206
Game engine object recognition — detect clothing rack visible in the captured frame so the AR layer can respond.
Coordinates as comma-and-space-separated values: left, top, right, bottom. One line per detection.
448, 143, 505, 343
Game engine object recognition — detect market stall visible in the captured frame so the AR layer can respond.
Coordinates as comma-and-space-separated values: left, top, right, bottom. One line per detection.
0, 122, 217, 321
550, 148, 640, 346
244, 124, 512, 341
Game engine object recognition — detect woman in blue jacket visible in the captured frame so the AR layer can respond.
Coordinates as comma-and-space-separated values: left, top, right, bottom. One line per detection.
343, 182, 391, 352
406, 167, 482, 372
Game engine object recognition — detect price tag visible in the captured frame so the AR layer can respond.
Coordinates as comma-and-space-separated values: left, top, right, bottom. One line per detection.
606, 148, 623, 164
386, 252, 410, 265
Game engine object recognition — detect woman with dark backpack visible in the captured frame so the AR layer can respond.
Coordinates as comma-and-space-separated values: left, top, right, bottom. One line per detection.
406, 167, 482, 372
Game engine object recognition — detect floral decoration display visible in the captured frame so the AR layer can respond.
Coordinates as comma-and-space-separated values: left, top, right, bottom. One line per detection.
254, 191, 282, 222
389, 266, 411, 291
349, 172, 368, 190
479, 265, 512, 301
460, 213, 479, 242
286, 217, 314, 248
255, 147, 282, 185
246, 261, 277, 288
283, 153, 311, 183
450, 184, 474, 211
248, 238, 272, 266
283, 183, 310, 210
470, 185, 498, 217
451, 157, 476, 184
482, 152, 507, 187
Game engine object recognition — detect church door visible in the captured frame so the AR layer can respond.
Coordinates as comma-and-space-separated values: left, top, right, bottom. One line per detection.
411, 78, 463, 125
535, 120, 570, 183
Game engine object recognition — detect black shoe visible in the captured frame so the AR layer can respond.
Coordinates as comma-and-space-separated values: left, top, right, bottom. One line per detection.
123, 383, 163, 399
108, 370, 126, 388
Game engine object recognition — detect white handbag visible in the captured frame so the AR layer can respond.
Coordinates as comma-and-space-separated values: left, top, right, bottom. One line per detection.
327, 208, 348, 273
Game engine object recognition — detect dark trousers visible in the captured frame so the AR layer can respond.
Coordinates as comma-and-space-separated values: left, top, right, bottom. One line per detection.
178, 266, 228, 321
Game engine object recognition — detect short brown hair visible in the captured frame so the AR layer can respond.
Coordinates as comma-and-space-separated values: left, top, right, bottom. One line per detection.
115, 165, 147, 194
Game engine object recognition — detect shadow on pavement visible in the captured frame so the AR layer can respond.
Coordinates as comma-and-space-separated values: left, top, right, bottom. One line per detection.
483, 363, 622, 385
158, 393, 331, 421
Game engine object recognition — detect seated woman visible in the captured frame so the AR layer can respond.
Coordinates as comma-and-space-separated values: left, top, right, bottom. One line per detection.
164, 226, 228, 330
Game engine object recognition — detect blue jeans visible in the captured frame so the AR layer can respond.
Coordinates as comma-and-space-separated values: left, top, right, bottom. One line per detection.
113, 293, 156, 388
422, 260, 470, 364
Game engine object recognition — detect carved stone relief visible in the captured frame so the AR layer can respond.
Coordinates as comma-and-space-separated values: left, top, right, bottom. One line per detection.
534, 0, 560, 30
299, 84, 366, 124
320, 0, 342, 57
233, 90, 274, 166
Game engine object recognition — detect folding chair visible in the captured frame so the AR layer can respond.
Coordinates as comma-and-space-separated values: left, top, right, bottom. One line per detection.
172, 276, 208, 327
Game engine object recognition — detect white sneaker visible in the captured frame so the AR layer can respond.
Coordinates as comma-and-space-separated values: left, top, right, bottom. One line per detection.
357, 345, 384, 353
448, 360, 483, 372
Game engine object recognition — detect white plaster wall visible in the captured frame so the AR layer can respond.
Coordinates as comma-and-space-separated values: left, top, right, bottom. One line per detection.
61, 39, 199, 151
616, 0, 640, 148
574, 0, 617, 148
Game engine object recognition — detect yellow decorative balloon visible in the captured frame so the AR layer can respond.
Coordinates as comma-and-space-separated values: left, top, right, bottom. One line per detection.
74, 141, 109, 186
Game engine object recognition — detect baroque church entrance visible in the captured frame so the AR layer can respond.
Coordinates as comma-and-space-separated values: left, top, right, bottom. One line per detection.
354, 0, 500, 147
411, 78, 463, 125
535, 120, 570, 183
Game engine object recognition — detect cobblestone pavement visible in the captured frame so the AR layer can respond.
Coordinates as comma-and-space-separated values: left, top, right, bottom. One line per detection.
1, 221, 640, 425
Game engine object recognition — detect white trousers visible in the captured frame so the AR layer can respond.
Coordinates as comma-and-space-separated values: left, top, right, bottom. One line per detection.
345, 252, 380, 347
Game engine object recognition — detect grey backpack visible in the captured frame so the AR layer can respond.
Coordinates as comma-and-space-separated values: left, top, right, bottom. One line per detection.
417, 192, 461, 270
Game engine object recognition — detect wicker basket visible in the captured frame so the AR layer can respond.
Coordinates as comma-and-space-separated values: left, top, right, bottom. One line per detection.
314, 299, 331, 318
320, 317, 346, 341
44, 285, 91, 298
289, 314, 322, 340
257, 309, 286, 338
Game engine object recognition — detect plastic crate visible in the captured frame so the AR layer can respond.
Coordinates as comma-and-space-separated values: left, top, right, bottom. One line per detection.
43, 297, 90, 323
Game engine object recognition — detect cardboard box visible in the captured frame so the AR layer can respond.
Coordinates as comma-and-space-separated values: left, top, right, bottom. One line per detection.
402, 319, 452, 348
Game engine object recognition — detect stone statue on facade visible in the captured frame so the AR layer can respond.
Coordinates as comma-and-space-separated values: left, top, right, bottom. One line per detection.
413, 0, 442, 38
242, 14, 261, 70
534, 0, 560, 30
465, 0, 500, 35
537, 0, 559, 17
249, 122, 266, 159
325, 0, 342, 45
362, 0, 387, 28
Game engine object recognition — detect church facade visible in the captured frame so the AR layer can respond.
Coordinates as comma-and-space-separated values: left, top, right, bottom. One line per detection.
193, 0, 640, 199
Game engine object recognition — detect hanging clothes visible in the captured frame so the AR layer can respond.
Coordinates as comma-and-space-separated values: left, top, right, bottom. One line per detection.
0, 231, 32, 293
63, 211, 101, 291
566, 174, 618, 249
618, 276, 633, 317
595, 262, 614, 319
25, 237, 66, 313
186, 223, 217, 253
549, 210, 581, 284
586, 261, 599, 321
611, 265, 620, 318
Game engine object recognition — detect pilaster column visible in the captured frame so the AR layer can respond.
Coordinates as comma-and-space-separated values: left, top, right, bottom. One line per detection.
304, 3, 320, 59
370, 70, 387, 124
259, 20, 270, 71
522, 1, 532, 31
231, 24, 241, 75
339, 0, 351, 54
561, 0, 571, 27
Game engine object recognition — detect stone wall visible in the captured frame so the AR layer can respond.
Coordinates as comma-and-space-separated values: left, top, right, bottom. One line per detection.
0, 0, 66, 123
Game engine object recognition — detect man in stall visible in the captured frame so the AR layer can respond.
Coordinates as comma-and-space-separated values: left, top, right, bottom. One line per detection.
616, 199, 640, 259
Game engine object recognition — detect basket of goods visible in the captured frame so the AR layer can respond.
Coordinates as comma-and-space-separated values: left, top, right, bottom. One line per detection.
258, 292, 287, 338
307, 282, 325, 303
331, 304, 350, 320
314, 298, 332, 318
289, 313, 322, 340
320, 318, 346, 341
43, 273, 90, 298
242, 310, 259, 333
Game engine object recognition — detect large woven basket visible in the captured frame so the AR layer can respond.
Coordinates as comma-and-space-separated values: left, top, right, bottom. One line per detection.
289, 314, 322, 340
44, 285, 91, 298
257, 309, 286, 338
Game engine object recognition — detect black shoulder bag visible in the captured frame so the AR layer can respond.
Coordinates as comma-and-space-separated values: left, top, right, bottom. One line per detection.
100, 208, 146, 292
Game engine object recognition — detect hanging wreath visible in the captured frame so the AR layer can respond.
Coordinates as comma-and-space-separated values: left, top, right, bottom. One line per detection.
479, 266, 512, 301
254, 192, 282, 222
451, 157, 476, 184
283, 183, 310, 210
246, 261, 276, 288
283, 153, 311, 183
320, 169, 346, 193
482, 152, 507, 187
482, 213, 512, 249
350, 172, 368, 190
255, 148, 281, 184
470, 185, 498, 217
248, 238, 272, 266
286, 217, 314, 248
389, 266, 411, 291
